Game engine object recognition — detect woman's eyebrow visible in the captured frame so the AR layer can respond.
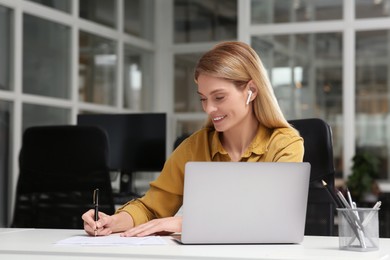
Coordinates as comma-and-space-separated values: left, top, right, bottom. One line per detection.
197, 89, 226, 96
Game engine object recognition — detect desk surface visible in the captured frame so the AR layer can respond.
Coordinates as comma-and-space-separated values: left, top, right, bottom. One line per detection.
0, 228, 389, 260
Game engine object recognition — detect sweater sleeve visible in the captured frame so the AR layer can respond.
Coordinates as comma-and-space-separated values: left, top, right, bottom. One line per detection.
115, 137, 192, 226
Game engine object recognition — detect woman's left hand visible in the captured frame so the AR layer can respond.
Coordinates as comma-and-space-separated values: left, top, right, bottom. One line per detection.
120, 216, 182, 237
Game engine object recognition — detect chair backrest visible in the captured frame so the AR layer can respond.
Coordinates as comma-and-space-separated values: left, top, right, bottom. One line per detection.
288, 118, 336, 236
12, 125, 115, 229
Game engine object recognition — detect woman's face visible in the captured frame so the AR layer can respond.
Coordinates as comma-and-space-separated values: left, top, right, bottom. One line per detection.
197, 74, 251, 132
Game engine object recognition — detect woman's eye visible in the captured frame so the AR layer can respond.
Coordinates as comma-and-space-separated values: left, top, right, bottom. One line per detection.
215, 96, 224, 100
200, 98, 206, 102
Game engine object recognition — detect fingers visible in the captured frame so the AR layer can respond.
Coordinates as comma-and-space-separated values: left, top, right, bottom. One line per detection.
95, 226, 113, 236
83, 220, 96, 236
82, 209, 97, 234
121, 221, 159, 237
121, 217, 182, 237
96, 212, 110, 228
98, 211, 108, 219
82, 209, 113, 236
82, 209, 95, 223
83, 213, 182, 237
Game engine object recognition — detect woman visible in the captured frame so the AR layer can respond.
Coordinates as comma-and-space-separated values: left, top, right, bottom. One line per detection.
82, 41, 304, 237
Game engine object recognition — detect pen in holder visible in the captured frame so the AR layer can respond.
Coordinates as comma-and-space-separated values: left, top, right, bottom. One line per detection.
337, 208, 379, 251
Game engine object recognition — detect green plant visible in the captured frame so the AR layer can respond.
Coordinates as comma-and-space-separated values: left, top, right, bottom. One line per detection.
347, 152, 379, 201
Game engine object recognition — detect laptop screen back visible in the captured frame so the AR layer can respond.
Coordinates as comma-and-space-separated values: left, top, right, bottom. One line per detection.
181, 162, 311, 244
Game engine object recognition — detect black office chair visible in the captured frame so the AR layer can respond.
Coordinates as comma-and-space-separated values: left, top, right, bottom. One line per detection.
12, 125, 115, 229
173, 133, 191, 150
289, 118, 336, 236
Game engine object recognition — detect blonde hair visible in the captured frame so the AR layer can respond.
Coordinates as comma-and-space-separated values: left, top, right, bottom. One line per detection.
194, 41, 291, 129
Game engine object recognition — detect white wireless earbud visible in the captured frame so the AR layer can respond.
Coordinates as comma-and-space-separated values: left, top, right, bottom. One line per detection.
246, 90, 253, 105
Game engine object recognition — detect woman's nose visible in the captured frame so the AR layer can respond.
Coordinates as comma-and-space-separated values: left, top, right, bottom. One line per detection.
203, 101, 217, 114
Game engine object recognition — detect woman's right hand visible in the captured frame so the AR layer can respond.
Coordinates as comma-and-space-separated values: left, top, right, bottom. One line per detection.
82, 209, 114, 236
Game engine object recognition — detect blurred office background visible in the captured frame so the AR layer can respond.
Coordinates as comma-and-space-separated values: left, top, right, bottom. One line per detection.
1, 0, 390, 228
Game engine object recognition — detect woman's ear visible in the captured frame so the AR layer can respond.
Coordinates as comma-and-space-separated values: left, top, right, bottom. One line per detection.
246, 81, 258, 104
246, 90, 253, 105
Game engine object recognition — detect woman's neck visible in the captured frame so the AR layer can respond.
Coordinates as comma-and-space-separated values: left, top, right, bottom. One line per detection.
220, 114, 259, 162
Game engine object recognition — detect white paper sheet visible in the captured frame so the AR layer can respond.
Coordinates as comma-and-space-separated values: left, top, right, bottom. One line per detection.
56, 234, 168, 246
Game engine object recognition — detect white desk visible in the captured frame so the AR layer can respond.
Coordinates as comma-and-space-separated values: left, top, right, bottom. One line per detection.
0, 228, 389, 260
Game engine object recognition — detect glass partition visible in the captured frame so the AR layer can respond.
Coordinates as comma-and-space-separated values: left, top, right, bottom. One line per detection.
27, 0, 71, 13
174, 0, 237, 43
0, 6, 11, 91
79, 31, 117, 106
356, 0, 390, 19
22, 103, 70, 131
356, 29, 390, 179
252, 32, 343, 174
251, 0, 342, 24
124, 0, 154, 40
79, 0, 116, 28
23, 14, 71, 99
0, 101, 12, 226
123, 45, 153, 110
174, 53, 203, 112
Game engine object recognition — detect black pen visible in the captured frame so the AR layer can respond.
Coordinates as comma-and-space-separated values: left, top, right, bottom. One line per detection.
93, 188, 99, 236
321, 180, 343, 208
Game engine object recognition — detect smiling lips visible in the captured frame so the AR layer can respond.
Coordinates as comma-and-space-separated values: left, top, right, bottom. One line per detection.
212, 115, 226, 122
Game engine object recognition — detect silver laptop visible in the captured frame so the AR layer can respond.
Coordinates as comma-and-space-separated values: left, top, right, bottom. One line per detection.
180, 162, 311, 244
